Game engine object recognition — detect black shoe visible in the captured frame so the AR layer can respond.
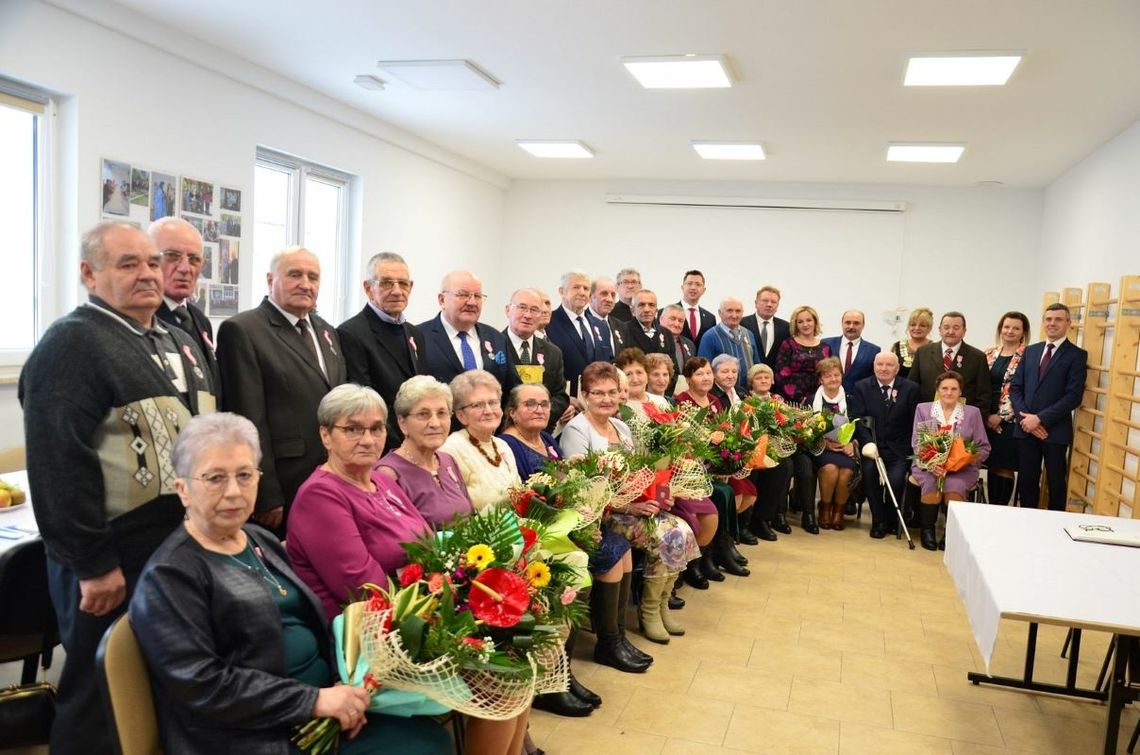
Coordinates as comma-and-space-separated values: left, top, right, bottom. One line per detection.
737, 527, 759, 545
619, 634, 654, 665
681, 560, 709, 590
569, 674, 602, 708
730, 542, 749, 565
772, 513, 793, 535
713, 536, 751, 577
788, 492, 802, 513
532, 690, 594, 717
845, 501, 857, 516
869, 523, 888, 539
801, 512, 820, 535
593, 634, 650, 673
938, 537, 946, 551
754, 520, 778, 542
920, 528, 937, 551
699, 550, 725, 582
668, 589, 685, 610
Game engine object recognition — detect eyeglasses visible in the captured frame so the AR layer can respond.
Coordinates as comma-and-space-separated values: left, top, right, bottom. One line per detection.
188, 469, 261, 492
162, 250, 204, 267
407, 408, 452, 423
511, 304, 542, 315
370, 277, 413, 291
444, 290, 488, 301
586, 389, 620, 399
519, 399, 551, 411
331, 424, 387, 440
459, 399, 500, 412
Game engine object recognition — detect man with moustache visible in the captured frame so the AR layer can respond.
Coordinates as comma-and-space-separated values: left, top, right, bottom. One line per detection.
676, 269, 716, 344
545, 270, 612, 397
741, 285, 791, 370
216, 247, 347, 531
503, 287, 572, 430
150, 217, 220, 393
588, 276, 626, 356
419, 270, 515, 392
611, 267, 641, 323
909, 311, 991, 413
822, 310, 881, 394
659, 303, 696, 394
337, 252, 428, 451
20, 221, 216, 754
698, 297, 759, 394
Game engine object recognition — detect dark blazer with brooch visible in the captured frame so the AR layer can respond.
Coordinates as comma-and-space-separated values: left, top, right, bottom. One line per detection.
337, 305, 429, 450
668, 333, 697, 396
417, 314, 518, 393
908, 340, 991, 415
503, 330, 571, 432
618, 320, 676, 360
1010, 339, 1087, 446
741, 314, 791, 369
130, 525, 326, 755
674, 302, 716, 345
847, 375, 922, 463
546, 306, 612, 396
157, 299, 221, 399
217, 298, 347, 517
821, 337, 881, 394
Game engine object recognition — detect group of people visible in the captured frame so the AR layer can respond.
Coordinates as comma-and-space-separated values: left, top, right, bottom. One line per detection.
18, 218, 1088, 754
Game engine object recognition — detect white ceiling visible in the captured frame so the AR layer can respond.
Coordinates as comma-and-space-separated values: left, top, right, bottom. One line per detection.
109, 0, 1140, 187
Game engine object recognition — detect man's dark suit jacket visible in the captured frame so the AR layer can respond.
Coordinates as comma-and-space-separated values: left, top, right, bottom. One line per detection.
216, 297, 347, 517
1010, 339, 1088, 445
610, 300, 634, 323
417, 314, 517, 394
503, 331, 570, 433
546, 306, 612, 396
619, 321, 676, 360
847, 376, 922, 463
157, 300, 220, 397
337, 305, 428, 450
822, 337, 881, 394
741, 314, 791, 369
673, 302, 716, 345
908, 341, 991, 415
668, 333, 697, 396
589, 311, 627, 359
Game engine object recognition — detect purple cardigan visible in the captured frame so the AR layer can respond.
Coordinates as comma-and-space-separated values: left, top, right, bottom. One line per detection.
286, 468, 431, 620
910, 402, 992, 496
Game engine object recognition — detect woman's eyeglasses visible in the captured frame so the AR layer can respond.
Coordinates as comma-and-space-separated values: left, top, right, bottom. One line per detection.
331, 424, 387, 440
188, 469, 261, 492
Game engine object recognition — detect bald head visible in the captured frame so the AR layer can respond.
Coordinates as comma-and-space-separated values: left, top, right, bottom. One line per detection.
873, 351, 900, 384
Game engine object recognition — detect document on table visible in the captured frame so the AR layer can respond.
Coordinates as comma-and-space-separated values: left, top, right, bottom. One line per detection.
1065, 525, 1140, 548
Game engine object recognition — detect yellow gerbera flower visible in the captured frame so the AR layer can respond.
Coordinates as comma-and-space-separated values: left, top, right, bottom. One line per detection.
465, 544, 495, 570
524, 561, 551, 588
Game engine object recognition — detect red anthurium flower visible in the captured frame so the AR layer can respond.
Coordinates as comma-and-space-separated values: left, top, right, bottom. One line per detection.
519, 526, 538, 554
511, 489, 538, 517
399, 562, 424, 587
643, 403, 680, 424
468, 568, 530, 628
461, 637, 484, 649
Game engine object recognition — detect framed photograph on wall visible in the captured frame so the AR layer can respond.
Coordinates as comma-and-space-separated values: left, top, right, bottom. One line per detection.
101, 159, 130, 216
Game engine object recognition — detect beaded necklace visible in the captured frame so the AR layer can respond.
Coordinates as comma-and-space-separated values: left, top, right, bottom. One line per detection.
467, 431, 503, 467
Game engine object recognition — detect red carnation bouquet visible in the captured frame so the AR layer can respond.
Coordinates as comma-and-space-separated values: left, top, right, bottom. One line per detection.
911, 420, 980, 492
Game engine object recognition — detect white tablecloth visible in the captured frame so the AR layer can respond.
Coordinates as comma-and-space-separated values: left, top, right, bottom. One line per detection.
0, 470, 38, 556
944, 502, 1140, 672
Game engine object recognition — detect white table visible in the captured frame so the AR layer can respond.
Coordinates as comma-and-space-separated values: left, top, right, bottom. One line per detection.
0, 470, 37, 555
944, 502, 1140, 755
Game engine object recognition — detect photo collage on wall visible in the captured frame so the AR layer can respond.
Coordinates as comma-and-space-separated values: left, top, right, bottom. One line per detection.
101, 158, 242, 320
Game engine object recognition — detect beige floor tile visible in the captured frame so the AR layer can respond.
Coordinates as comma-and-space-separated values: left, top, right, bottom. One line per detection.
542, 717, 667, 754
807, 579, 882, 605
1033, 694, 1109, 722
718, 609, 803, 643
786, 677, 893, 728
838, 721, 954, 754
840, 651, 939, 695
539, 666, 637, 726
992, 707, 1104, 754
930, 664, 1042, 713
948, 741, 1017, 755
688, 660, 793, 709
884, 632, 978, 667
723, 704, 840, 754
649, 627, 757, 667
841, 605, 925, 633
799, 620, 885, 657
765, 594, 845, 623
891, 691, 1004, 747
615, 687, 734, 745
747, 640, 843, 683
661, 739, 753, 755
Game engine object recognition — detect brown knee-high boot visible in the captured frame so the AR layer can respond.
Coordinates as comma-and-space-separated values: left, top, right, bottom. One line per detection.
818, 499, 833, 530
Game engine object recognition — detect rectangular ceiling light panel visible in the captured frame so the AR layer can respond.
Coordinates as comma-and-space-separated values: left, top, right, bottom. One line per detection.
887, 143, 966, 163
904, 54, 1023, 86
692, 142, 766, 160
376, 59, 500, 90
621, 55, 733, 89
516, 140, 594, 159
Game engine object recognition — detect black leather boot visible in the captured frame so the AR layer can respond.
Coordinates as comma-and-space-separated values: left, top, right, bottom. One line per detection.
730, 542, 749, 565
532, 690, 594, 717
801, 509, 820, 535
737, 509, 759, 544
590, 581, 650, 673
668, 587, 686, 610
713, 533, 750, 577
753, 519, 778, 541
618, 572, 654, 665
919, 503, 938, 551
681, 558, 708, 589
565, 629, 601, 707
699, 547, 725, 582
772, 512, 792, 534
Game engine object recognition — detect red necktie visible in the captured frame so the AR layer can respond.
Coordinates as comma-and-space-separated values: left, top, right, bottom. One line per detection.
844, 341, 853, 372
688, 307, 698, 340
1038, 342, 1054, 379
943, 347, 953, 370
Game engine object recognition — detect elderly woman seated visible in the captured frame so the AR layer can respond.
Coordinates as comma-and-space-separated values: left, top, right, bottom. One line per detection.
812, 357, 858, 531
130, 412, 450, 754
710, 353, 745, 407
645, 352, 679, 402
441, 370, 520, 511
744, 364, 797, 540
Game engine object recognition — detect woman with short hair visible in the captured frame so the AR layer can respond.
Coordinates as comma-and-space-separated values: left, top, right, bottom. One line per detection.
440, 370, 519, 511
812, 358, 859, 531
774, 305, 831, 403
890, 307, 934, 371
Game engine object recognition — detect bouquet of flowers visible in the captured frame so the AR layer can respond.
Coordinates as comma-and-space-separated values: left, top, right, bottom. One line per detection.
738, 396, 798, 464
622, 402, 713, 498
911, 420, 981, 492
508, 466, 612, 581
704, 404, 761, 478
559, 450, 657, 511
780, 403, 830, 453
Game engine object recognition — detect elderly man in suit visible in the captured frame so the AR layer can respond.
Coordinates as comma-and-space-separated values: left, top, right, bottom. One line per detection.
1011, 303, 1088, 511
418, 270, 515, 392
151, 217, 220, 393
741, 285, 790, 370
611, 267, 641, 323
822, 310, 881, 393
848, 352, 921, 538
503, 287, 572, 430
546, 269, 612, 397
698, 297, 758, 394
908, 311, 991, 414
216, 247, 346, 531
337, 252, 428, 451
659, 303, 696, 394
676, 269, 716, 345
619, 289, 676, 360
588, 276, 627, 356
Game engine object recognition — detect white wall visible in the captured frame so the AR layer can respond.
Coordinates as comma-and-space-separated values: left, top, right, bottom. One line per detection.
0, 0, 509, 449
500, 180, 1045, 348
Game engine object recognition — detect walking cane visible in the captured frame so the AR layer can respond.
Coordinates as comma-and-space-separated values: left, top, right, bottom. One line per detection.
860, 417, 916, 550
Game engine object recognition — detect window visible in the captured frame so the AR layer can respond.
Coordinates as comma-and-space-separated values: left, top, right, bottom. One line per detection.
0, 82, 50, 364
254, 149, 353, 323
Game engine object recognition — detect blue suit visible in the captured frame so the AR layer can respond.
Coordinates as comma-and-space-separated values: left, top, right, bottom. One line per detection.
1010, 339, 1087, 510
822, 337, 881, 394
417, 314, 518, 393
545, 306, 611, 396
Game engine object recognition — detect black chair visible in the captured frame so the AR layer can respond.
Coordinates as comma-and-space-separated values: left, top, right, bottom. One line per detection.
0, 538, 59, 684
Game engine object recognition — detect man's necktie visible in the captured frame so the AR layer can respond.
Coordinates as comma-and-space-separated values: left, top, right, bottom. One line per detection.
576, 316, 595, 360
296, 319, 324, 376
519, 339, 531, 365
173, 304, 194, 335
881, 384, 890, 403
845, 341, 853, 372
458, 331, 477, 371
760, 320, 769, 356
1038, 342, 1054, 379
688, 308, 698, 340
943, 347, 953, 370
675, 344, 685, 373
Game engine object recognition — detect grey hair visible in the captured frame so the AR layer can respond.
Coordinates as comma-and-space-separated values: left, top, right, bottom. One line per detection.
615, 267, 641, 282
531, 287, 551, 305
631, 289, 657, 306
269, 246, 316, 275
450, 369, 503, 408
506, 383, 551, 412
559, 270, 590, 289
589, 277, 615, 296
711, 353, 740, 371
394, 375, 453, 417
747, 363, 774, 383
81, 221, 139, 268
364, 252, 407, 278
147, 216, 202, 246
661, 303, 685, 317
317, 383, 388, 427
172, 412, 262, 478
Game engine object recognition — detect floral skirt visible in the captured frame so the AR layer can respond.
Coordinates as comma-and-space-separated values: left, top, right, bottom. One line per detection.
605, 511, 700, 577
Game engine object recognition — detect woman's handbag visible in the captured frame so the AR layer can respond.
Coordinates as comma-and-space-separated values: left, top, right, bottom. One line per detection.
0, 679, 56, 747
